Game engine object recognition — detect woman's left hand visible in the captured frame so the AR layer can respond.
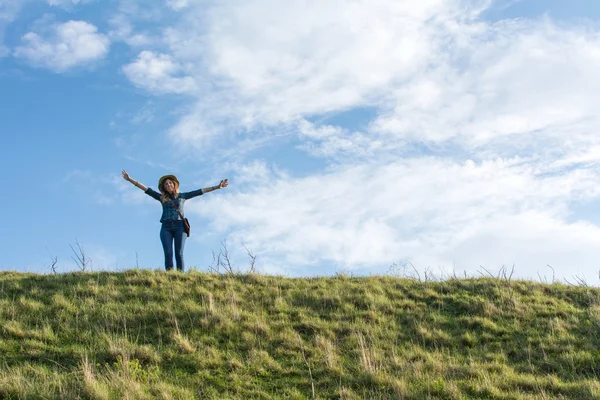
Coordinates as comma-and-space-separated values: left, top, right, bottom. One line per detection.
218, 179, 229, 189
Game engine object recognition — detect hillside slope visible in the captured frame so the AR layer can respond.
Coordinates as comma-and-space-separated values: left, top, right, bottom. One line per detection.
1, 270, 600, 399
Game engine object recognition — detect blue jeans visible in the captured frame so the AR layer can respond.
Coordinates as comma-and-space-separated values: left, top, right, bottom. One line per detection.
160, 220, 187, 271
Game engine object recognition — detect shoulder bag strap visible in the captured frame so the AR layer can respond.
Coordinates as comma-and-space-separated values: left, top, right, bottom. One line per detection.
169, 198, 185, 220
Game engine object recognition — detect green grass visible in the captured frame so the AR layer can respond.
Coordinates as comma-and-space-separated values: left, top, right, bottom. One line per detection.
1, 269, 600, 399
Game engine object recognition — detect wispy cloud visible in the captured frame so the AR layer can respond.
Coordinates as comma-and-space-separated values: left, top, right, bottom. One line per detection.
371, 19, 600, 151
0, 0, 27, 57
108, 14, 153, 47
189, 156, 600, 279
47, 0, 93, 8
122, 50, 197, 94
138, 1, 600, 160
62, 169, 93, 182
115, 0, 600, 281
111, 175, 152, 205
14, 20, 110, 72
62, 170, 152, 206
166, 0, 190, 11
161, 0, 464, 138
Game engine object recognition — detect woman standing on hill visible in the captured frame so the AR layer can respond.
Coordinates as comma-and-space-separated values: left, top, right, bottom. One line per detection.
121, 170, 228, 272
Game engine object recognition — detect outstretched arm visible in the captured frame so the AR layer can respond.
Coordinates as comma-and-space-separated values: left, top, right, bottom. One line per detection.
122, 170, 148, 191
181, 179, 229, 199
203, 179, 229, 194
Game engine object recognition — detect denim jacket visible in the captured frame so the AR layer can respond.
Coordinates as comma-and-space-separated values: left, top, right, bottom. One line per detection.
145, 188, 203, 223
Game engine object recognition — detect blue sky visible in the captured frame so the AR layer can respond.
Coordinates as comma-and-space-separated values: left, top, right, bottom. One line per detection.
2, 0, 600, 283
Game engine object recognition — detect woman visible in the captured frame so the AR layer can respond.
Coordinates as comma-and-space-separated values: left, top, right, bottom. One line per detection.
122, 170, 228, 272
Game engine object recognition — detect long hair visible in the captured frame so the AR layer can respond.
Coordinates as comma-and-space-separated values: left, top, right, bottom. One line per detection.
160, 180, 180, 203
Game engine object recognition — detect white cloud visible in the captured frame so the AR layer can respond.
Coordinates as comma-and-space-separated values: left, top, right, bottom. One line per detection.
14, 20, 109, 72
189, 157, 600, 281
146, 1, 600, 159
371, 20, 600, 148
120, 0, 478, 142
169, 0, 464, 129
118, 0, 600, 281
122, 50, 197, 94
166, 109, 224, 145
296, 119, 387, 160
108, 14, 153, 47
297, 120, 344, 139
441, 211, 600, 283
552, 145, 600, 169
166, 0, 190, 11
47, 0, 92, 7
222, 159, 288, 186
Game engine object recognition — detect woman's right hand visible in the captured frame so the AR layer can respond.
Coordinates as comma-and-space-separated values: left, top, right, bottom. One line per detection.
122, 170, 131, 181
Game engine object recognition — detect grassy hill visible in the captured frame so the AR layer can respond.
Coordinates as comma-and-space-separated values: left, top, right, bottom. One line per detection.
1, 269, 600, 399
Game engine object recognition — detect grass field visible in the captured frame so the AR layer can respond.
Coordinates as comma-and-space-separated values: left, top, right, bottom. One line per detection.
1, 269, 600, 399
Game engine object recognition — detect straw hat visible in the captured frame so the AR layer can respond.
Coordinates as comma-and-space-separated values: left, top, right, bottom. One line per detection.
158, 175, 180, 193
